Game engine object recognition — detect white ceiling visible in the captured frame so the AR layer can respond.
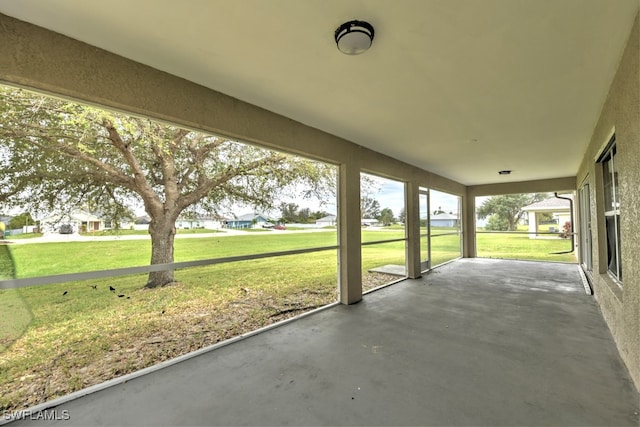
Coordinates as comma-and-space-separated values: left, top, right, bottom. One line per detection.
0, 0, 637, 186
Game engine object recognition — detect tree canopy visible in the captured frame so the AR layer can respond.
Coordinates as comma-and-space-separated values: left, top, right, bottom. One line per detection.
477, 193, 549, 231
278, 202, 328, 224
378, 207, 395, 226
361, 196, 381, 219
0, 86, 334, 287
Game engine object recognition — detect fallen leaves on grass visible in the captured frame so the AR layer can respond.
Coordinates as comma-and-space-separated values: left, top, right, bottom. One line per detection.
0, 272, 398, 412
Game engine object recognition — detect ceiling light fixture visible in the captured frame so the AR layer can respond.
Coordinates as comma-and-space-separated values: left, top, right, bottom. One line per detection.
498, 170, 512, 175
335, 20, 375, 55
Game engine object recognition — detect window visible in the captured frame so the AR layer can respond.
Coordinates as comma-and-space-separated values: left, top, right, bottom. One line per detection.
599, 138, 622, 282
578, 181, 592, 274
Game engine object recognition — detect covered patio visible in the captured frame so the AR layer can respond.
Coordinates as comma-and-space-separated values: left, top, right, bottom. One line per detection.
9, 259, 638, 426
0, 1, 639, 423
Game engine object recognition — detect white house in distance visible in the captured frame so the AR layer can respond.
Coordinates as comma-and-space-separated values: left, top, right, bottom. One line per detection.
361, 218, 379, 227
39, 210, 103, 235
521, 197, 572, 239
315, 214, 337, 227
430, 213, 459, 228
175, 215, 224, 230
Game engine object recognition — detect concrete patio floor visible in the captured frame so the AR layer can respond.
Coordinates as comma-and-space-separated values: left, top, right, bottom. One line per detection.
9, 258, 640, 426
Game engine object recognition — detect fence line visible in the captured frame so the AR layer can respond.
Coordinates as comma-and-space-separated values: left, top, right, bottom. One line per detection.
0, 245, 339, 290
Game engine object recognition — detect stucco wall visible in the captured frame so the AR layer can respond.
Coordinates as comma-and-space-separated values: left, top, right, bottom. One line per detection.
576, 13, 639, 389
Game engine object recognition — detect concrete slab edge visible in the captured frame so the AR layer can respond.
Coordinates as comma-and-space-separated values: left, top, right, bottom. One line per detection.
0, 301, 341, 425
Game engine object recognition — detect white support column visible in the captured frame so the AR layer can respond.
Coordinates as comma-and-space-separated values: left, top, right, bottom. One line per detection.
528, 211, 537, 239
463, 192, 476, 258
406, 180, 421, 279
338, 161, 362, 305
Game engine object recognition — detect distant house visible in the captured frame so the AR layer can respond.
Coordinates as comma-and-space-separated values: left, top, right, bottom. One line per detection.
430, 213, 459, 228
225, 213, 273, 229
39, 210, 103, 234
176, 215, 224, 230
521, 197, 572, 238
361, 218, 379, 227
315, 214, 337, 226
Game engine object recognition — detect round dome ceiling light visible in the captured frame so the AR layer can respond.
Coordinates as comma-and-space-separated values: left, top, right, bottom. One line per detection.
335, 20, 375, 55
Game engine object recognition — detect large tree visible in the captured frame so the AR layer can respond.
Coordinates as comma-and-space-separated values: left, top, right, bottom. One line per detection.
361, 196, 381, 219
398, 207, 406, 224
0, 87, 332, 288
378, 207, 395, 226
477, 193, 549, 231
279, 202, 299, 223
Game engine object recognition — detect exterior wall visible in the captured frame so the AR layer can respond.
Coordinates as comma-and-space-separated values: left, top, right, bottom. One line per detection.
556, 213, 571, 232
576, 14, 639, 388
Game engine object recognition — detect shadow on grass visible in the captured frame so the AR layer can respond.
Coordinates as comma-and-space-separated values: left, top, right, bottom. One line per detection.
0, 242, 33, 352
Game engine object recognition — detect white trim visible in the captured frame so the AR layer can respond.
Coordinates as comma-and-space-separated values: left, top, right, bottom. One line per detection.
576, 264, 592, 295
595, 128, 616, 162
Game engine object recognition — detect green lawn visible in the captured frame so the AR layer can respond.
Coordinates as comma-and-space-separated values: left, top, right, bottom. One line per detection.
0, 247, 339, 411
477, 232, 575, 262
0, 229, 576, 411
9, 232, 339, 278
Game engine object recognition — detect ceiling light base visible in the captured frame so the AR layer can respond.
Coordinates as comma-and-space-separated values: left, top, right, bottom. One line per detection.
335, 20, 375, 55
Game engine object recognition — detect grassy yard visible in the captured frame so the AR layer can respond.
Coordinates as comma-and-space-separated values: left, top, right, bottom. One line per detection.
9, 232, 339, 278
477, 232, 575, 262
0, 229, 575, 411
0, 230, 401, 411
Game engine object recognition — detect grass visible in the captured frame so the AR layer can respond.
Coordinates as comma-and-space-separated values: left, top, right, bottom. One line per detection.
1, 249, 341, 411
477, 229, 575, 262
0, 230, 393, 411
9, 232, 339, 278
0, 228, 576, 411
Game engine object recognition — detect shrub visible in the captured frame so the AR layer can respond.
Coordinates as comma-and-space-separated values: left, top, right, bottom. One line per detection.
560, 221, 572, 239
485, 214, 509, 231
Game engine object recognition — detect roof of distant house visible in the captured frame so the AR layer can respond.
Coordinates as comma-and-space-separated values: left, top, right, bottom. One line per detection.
522, 197, 571, 211
41, 210, 102, 222
235, 213, 271, 222
431, 213, 458, 220
136, 215, 151, 224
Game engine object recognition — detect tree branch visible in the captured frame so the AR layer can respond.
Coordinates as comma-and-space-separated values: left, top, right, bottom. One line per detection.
177, 154, 286, 211
101, 119, 164, 216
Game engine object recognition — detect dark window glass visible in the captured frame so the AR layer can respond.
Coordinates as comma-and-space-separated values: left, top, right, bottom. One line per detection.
600, 139, 621, 283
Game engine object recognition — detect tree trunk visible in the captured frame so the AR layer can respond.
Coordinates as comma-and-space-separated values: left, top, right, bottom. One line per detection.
145, 216, 177, 288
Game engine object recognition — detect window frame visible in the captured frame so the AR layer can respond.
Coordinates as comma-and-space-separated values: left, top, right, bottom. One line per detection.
598, 137, 622, 284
